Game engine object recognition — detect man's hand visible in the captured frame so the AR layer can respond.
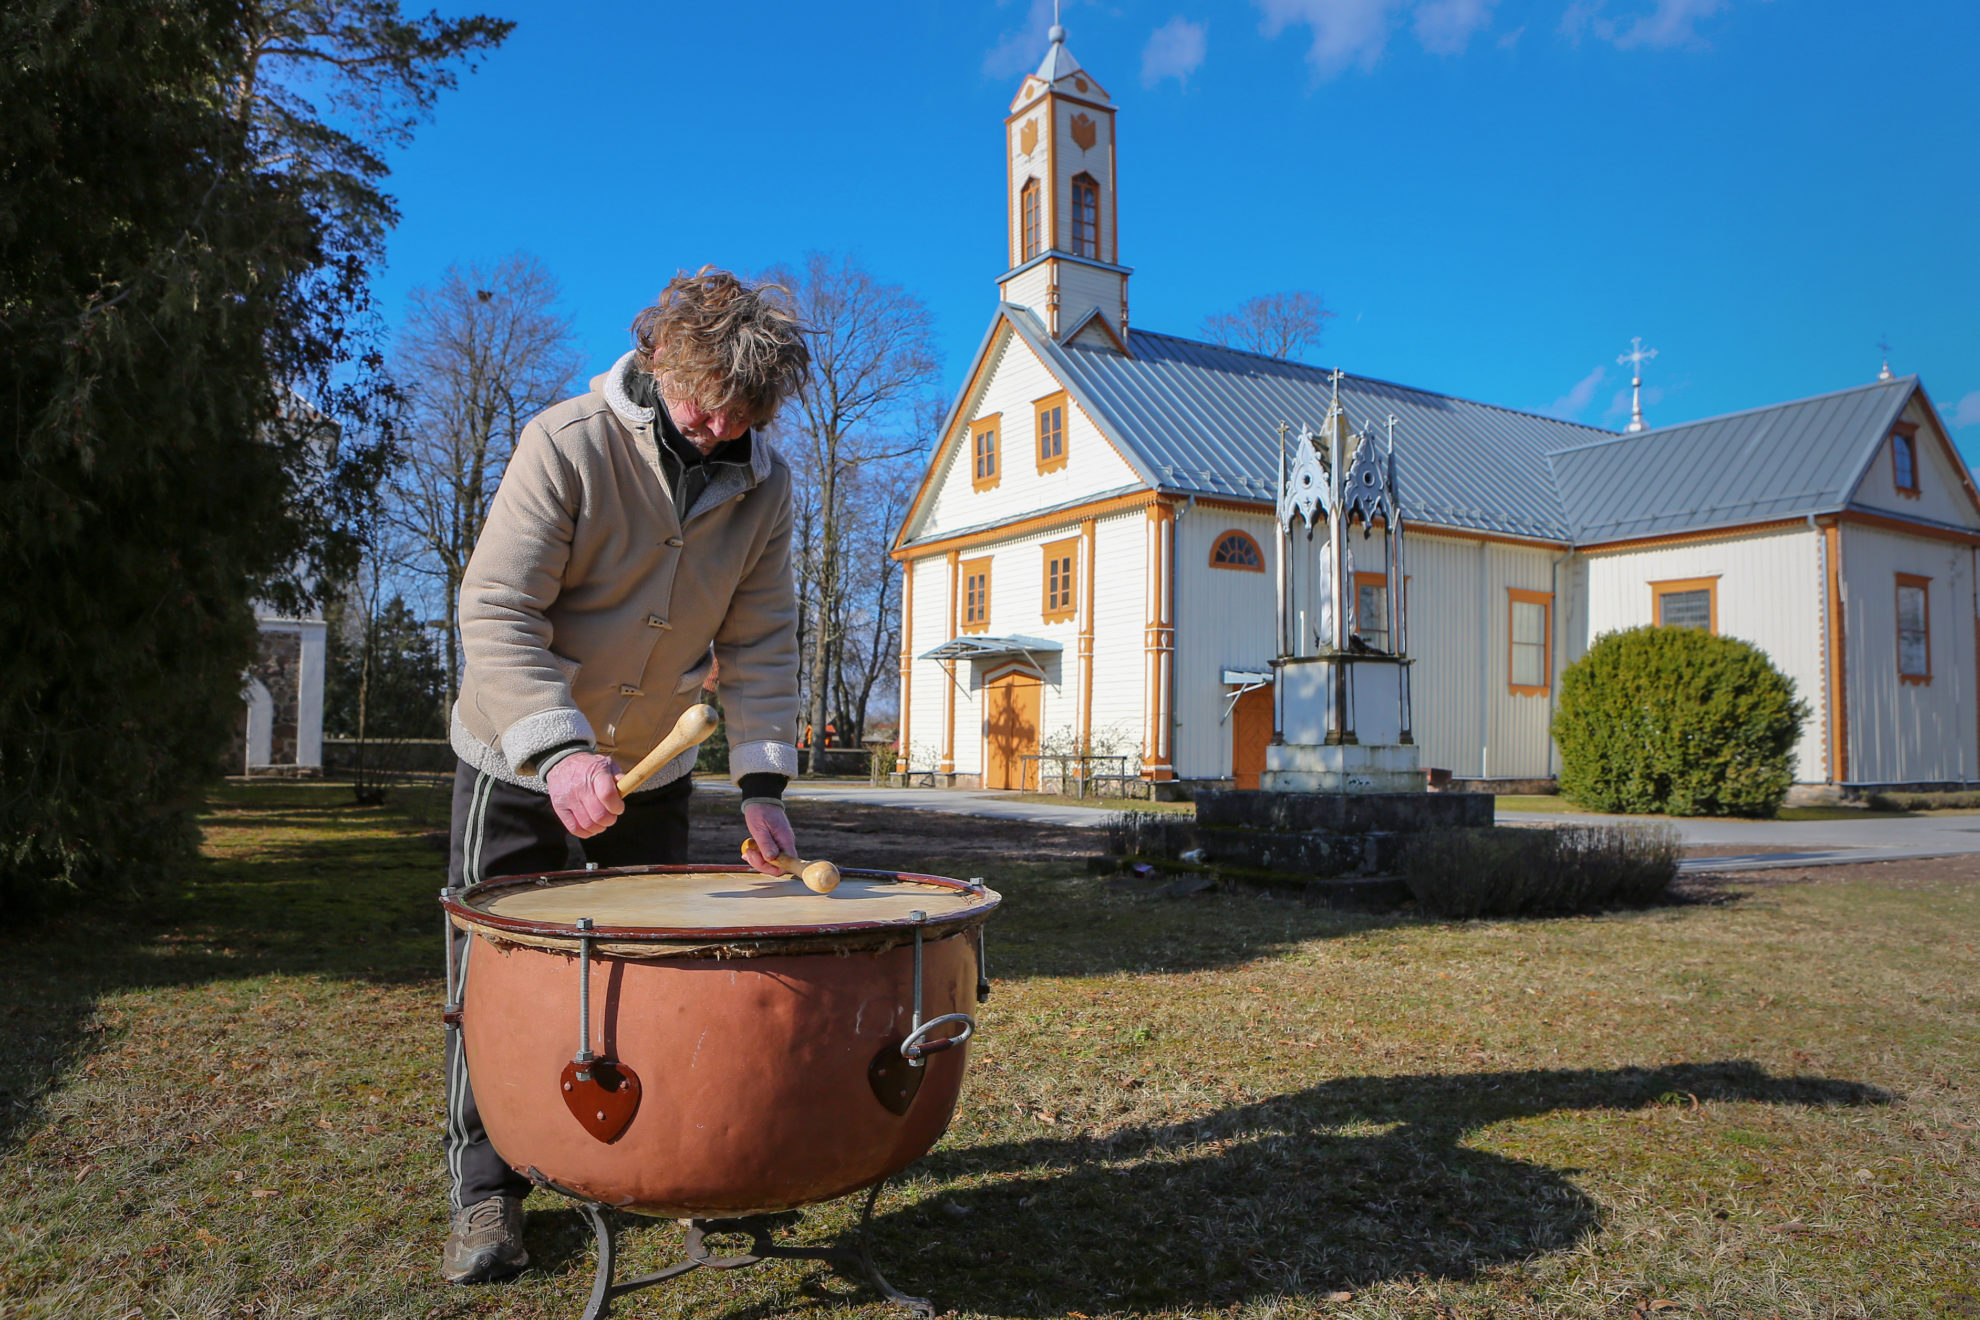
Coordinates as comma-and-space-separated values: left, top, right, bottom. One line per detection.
546, 752, 625, 838
741, 800, 796, 877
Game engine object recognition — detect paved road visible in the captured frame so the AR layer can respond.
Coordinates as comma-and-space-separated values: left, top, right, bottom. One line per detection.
700, 781, 1980, 872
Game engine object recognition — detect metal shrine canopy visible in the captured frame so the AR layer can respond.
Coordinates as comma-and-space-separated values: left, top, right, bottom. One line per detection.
918, 635, 1064, 668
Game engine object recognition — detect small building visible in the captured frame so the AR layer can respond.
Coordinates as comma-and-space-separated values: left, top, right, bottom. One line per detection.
891, 27, 1980, 794
239, 609, 327, 774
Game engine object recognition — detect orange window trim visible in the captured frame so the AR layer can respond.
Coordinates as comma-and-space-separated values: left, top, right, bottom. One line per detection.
1020, 178, 1041, 263
1041, 535, 1079, 622
1208, 529, 1266, 572
1897, 571, 1933, 684
1651, 576, 1720, 634
960, 556, 992, 634
1508, 588, 1553, 697
1034, 391, 1069, 474
970, 415, 1002, 492
1891, 419, 1922, 498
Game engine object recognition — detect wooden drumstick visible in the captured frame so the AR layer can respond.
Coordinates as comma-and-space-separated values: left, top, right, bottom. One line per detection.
740, 839, 842, 894
614, 704, 721, 796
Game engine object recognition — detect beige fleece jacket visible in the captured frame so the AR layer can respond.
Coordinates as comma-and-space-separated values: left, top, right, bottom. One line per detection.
450, 352, 799, 792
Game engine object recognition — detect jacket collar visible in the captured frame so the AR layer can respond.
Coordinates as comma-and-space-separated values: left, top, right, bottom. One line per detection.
597, 351, 777, 490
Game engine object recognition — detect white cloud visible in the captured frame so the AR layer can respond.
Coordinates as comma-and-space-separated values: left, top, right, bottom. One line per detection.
1256, 0, 1405, 79
1256, 0, 1509, 77
1414, 0, 1497, 55
1560, 0, 1728, 50
1547, 365, 1608, 420
1953, 391, 1980, 429
984, 0, 1058, 79
1142, 16, 1209, 87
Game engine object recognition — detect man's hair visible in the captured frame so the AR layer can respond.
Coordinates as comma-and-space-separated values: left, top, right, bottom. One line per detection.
630, 267, 810, 425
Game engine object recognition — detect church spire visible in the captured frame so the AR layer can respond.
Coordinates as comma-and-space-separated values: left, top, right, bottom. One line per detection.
1619, 337, 1658, 434
998, 21, 1131, 344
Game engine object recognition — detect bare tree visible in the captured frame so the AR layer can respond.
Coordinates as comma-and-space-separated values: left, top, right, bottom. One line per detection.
1202, 291, 1334, 361
390, 254, 580, 707
767, 254, 942, 772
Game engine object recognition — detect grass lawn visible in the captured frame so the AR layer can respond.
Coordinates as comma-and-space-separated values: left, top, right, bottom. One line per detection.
4, 782, 1979, 1319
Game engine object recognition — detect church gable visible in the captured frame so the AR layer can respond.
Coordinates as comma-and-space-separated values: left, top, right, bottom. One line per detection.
897, 314, 1145, 550
1845, 389, 1980, 529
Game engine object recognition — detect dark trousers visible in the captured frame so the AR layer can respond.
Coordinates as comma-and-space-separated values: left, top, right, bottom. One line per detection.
444, 760, 692, 1210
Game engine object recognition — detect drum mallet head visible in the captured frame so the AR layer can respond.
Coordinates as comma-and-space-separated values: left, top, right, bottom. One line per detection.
741, 840, 842, 894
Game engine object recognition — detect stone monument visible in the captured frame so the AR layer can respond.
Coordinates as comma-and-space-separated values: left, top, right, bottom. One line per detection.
1188, 377, 1491, 903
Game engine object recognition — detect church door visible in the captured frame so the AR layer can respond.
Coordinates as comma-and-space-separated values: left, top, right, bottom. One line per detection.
984, 672, 1041, 791
1231, 685, 1274, 791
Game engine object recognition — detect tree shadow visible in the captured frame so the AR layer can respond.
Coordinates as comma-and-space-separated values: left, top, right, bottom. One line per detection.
859, 1060, 1892, 1315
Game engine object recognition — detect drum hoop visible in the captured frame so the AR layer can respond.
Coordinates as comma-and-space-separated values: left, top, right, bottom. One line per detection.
442, 863, 1000, 946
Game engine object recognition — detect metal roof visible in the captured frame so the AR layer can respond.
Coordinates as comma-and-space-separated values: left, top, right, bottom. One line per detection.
1006, 309, 1612, 542
1546, 376, 1920, 544
918, 635, 1064, 664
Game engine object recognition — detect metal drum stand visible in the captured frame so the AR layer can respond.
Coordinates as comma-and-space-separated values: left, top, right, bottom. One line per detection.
527, 1173, 934, 1320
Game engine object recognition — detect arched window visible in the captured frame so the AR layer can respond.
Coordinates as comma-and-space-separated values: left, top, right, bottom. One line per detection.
1209, 530, 1264, 572
1071, 173, 1099, 259
1020, 178, 1042, 262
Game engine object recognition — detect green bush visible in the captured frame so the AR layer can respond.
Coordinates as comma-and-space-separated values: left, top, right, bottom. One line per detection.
1553, 626, 1808, 817
1404, 824, 1680, 919
1864, 790, 1980, 812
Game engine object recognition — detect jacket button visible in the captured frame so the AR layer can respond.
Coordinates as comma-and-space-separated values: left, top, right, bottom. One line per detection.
620, 684, 643, 696
665, 536, 684, 547
647, 614, 668, 628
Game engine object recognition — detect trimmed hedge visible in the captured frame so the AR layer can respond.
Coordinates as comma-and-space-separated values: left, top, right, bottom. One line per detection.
1404, 823, 1680, 918
1553, 626, 1808, 817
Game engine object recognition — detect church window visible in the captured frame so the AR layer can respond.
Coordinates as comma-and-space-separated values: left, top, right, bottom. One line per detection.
962, 557, 992, 634
1020, 178, 1042, 263
1652, 577, 1717, 633
1354, 572, 1390, 651
1071, 173, 1099, 259
1509, 589, 1552, 695
1042, 537, 1078, 622
1209, 530, 1264, 572
970, 416, 1001, 491
1035, 392, 1067, 473
1898, 574, 1931, 682
1891, 422, 1920, 496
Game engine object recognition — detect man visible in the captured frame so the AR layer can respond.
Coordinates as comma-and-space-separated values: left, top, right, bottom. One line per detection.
440, 268, 809, 1283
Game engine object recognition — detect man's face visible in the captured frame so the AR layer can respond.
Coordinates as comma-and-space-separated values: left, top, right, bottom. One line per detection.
662, 393, 753, 454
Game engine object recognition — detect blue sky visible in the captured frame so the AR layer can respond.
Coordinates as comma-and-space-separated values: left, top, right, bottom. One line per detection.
374, 0, 1980, 453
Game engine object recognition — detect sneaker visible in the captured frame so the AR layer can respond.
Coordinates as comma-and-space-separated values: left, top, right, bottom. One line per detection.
441, 1195, 529, 1283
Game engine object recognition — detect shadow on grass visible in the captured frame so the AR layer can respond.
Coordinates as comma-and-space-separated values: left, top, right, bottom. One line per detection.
859, 1060, 1892, 1315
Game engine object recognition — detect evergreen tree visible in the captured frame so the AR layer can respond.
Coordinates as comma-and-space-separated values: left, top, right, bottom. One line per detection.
0, 0, 507, 912
325, 595, 446, 740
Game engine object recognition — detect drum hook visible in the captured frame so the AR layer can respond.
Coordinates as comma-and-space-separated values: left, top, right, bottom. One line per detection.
899, 911, 975, 1068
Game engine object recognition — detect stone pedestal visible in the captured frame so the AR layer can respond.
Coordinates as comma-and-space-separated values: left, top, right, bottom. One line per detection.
1187, 789, 1492, 907
1261, 742, 1423, 794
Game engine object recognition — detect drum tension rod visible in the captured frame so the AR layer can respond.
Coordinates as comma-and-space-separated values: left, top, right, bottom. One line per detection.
908, 912, 925, 1068
969, 879, 991, 1003
575, 917, 596, 1077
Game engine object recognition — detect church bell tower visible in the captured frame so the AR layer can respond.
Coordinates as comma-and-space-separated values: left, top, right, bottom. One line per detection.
998, 25, 1130, 343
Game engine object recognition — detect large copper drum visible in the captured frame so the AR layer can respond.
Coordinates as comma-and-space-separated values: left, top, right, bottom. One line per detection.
445, 864, 1000, 1218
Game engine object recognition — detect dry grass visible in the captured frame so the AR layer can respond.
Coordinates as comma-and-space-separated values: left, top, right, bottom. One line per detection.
3, 783, 1979, 1319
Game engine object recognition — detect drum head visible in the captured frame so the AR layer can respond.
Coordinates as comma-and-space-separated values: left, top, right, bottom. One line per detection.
447, 865, 998, 958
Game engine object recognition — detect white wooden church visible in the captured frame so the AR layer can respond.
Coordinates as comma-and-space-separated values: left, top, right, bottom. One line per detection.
891, 27, 1980, 795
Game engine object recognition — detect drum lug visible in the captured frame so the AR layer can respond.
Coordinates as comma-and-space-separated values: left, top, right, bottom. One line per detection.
562, 917, 642, 1142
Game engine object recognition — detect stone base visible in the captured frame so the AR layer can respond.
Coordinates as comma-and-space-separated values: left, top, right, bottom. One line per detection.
1188, 789, 1493, 900
1261, 741, 1424, 794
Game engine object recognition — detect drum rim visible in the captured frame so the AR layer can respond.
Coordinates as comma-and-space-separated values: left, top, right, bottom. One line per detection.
444, 863, 1000, 944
